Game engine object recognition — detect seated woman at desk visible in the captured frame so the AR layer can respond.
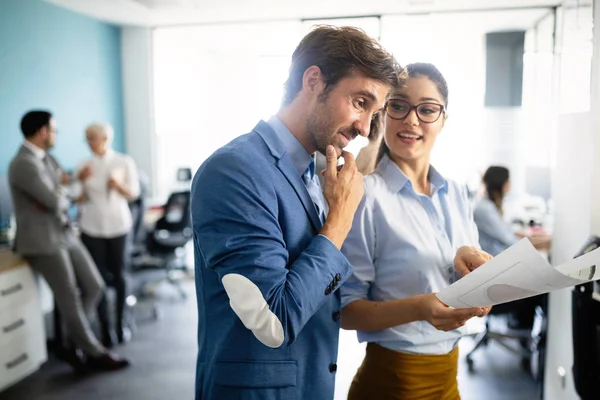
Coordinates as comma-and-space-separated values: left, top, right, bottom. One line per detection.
340, 63, 490, 400
473, 166, 552, 256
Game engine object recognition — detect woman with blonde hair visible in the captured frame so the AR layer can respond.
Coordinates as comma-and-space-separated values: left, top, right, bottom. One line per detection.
77, 122, 140, 346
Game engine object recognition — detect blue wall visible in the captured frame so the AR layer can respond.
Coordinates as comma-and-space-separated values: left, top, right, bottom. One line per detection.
0, 0, 124, 174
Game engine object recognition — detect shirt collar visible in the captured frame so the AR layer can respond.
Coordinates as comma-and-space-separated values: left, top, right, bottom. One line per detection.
23, 140, 46, 160
267, 115, 313, 177
376, 153, 448, 195
93, 148, 115, 160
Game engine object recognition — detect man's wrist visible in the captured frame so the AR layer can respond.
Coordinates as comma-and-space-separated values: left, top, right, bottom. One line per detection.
320, 211, 352, 249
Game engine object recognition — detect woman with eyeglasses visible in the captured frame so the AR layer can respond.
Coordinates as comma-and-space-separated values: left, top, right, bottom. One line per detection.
340, 63, 489, 400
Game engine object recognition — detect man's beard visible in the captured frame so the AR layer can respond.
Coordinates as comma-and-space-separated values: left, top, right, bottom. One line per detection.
306, 104, 358, 155
44, 137, 54, 150
306, 108, 335, 155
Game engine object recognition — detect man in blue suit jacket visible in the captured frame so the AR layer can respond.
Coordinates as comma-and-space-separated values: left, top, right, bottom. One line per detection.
191, 26, 402, 400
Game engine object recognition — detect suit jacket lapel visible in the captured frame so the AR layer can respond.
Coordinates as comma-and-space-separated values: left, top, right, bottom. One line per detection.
42, 154, 61, 186
277, 154, 323, 232
254, 121, 323, 232
20, 145, 58, 188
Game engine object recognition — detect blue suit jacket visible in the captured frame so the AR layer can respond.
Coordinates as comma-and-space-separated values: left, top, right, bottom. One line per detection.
192, 121, 352, 400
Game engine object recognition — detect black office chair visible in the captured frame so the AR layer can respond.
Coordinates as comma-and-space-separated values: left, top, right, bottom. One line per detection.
465, 295, 543, 372
130, 190, 192, 302
128, 169, 149, 259
572, 236, 600, 400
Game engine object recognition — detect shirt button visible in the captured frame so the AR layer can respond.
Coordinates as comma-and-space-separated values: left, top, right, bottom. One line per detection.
449, 277, 455, 284
334, 273, 342, 282
324, 287, 332, 295
332, 311, 341, 321
329, 362, 337, 373
447, 266, 453, 274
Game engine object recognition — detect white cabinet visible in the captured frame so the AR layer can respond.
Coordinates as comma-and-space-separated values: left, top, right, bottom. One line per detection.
0, 266, 47, 392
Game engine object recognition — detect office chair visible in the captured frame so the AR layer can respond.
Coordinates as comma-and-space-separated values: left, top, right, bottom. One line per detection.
465, 295, 544, 372
128, 169, 149, 259
572, 236, 600, 400
130, 190, 192, 302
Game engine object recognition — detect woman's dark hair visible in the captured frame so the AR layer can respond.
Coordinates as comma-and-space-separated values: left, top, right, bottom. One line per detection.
282, 25, 402, 105
20, 110, 52, 138
483, 166, 510, 213
376, 63, 448, 166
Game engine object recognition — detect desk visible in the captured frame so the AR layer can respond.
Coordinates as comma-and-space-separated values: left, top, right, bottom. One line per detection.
0, 251, 49, 392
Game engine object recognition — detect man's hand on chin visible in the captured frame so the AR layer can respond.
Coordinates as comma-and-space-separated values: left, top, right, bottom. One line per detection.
454, 246, 493, 277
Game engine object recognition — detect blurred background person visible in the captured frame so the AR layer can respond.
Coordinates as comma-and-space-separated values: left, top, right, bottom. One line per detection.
474, 166, 552, 257
8, 110, 129, 372
77, 122, 140, 347
473, 166, 551, 332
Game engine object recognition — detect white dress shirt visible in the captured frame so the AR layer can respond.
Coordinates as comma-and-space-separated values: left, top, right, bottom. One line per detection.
341, 154, 480, 355
77, 149, 140, 238
22, 140, 71, 215
23, 140, 46, 160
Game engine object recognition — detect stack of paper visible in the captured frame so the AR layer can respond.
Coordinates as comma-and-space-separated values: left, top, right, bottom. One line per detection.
437, 238, 600, 308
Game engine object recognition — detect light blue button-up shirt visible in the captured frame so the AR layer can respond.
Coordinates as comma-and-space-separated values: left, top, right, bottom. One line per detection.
473, 197, 518, 256
267, 116, 312, 177
340, 154, 480, 355
267, 116, 326, 223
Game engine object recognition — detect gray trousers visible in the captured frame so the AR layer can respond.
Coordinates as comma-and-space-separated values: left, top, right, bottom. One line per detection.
26, 240, 106, 357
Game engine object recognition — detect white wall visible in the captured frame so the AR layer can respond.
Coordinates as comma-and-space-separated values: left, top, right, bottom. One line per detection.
545, 112, 593, 400
151, 21, 304, 201
121, 26, 158, 199
544, 1, 598, 399
591, 0, 600, 235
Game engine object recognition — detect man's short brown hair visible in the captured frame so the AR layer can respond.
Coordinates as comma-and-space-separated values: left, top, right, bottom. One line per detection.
282, 25, 402, 105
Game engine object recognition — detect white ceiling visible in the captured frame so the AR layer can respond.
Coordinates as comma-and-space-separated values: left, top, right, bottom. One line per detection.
42, 0, 583, 27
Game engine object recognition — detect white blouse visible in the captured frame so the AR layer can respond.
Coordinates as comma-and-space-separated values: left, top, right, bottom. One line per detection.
77, 149, 140, 238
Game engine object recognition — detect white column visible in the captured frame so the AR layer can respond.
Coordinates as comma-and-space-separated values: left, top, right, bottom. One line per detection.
121, 27, 158, 200
544, 1, 600, 399
591, 0, 600, 235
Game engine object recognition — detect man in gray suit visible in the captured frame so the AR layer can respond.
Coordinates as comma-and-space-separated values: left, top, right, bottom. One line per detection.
8, 110, 129, 372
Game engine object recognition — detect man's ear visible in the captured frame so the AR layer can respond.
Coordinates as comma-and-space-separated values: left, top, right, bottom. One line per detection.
37, 125, 48, 139
302, 66, 324, 96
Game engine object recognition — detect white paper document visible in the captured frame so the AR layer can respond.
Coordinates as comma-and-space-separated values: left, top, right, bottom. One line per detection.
436, 238, 600, 308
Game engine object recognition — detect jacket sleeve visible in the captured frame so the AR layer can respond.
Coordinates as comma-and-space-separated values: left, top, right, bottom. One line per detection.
192, 151, 352, 348
9, 158, 69, 213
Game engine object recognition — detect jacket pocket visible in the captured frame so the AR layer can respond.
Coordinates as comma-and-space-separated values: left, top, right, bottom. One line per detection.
211, 360, 297, 400
214, 360, 297, 387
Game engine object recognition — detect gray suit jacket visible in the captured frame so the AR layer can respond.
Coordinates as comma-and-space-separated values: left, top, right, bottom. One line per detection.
8, 145, 74, 256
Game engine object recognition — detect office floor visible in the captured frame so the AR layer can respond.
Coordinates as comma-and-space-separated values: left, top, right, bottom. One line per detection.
0, 281, 539, 400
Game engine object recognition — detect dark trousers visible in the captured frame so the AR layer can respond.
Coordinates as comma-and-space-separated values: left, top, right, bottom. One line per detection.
80, 233, 127, 341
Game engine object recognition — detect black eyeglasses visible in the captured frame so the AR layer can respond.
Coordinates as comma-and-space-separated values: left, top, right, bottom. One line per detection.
385, 99, 445, 123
